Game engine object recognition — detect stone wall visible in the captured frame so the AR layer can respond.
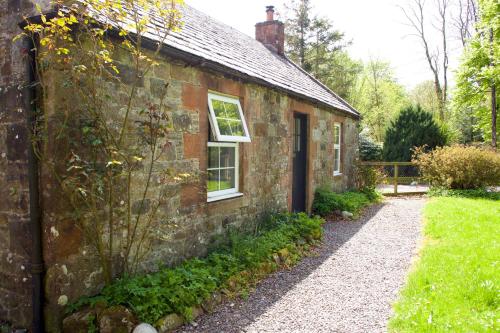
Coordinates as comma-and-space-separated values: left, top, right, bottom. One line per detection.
1, 22, 358, 330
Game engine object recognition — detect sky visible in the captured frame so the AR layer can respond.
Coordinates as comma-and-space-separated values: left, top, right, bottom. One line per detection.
187, 0, 464, 90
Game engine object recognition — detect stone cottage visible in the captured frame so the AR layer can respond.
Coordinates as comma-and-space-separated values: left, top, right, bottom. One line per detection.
0, 2, 360, 331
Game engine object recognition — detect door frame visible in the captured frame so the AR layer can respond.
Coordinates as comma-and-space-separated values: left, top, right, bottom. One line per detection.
291, 112, 310, 213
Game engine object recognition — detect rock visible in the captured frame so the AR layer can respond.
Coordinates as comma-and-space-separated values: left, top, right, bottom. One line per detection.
133, 323, 158, 333
190, 306, 204, 321
156, 313, 185, 333
63, 308, 96, 333
272, 253, 281, 265
99, 306, 137, 333
341, 211, 354, 219
201, 292, 223, 313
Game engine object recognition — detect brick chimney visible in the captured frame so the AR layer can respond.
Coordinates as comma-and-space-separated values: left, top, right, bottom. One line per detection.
255, 6, 285, 55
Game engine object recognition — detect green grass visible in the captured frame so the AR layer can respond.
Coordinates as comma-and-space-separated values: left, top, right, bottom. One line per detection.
207, 180, 232, 192
389, 196, 500, 332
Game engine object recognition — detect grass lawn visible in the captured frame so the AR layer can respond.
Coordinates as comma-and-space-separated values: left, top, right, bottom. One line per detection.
389, 196, 500, 332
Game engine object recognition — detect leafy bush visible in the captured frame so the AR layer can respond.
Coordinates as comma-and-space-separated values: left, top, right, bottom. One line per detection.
68, 213, 324, 324
359, 131, 383, 161
312, 189, 377, 217
413, 145, 500, 189
383, 105, 447, 161
354, 164, 385, 194
428, 187, 500, 200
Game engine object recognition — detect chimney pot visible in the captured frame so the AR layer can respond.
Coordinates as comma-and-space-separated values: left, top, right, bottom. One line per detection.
266, 6, 275, 21
255, 5, 285, 55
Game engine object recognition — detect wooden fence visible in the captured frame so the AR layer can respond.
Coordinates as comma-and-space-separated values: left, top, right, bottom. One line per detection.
359, 161, 428, 195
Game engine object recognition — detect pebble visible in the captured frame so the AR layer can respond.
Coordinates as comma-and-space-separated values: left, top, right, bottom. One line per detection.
177, 198, 425, 333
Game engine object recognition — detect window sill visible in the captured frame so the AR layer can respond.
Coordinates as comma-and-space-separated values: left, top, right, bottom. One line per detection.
207, 192, 243, 203
333, 172, 343, 177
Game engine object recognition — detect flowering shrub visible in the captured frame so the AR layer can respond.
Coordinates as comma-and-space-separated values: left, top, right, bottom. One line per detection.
413, 145, 500, 189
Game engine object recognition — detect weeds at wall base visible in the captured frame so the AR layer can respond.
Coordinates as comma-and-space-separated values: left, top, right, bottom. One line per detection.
65, 213, 324, 330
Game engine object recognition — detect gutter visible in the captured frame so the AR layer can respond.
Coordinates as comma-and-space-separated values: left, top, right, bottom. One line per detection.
21, 33, 45, 333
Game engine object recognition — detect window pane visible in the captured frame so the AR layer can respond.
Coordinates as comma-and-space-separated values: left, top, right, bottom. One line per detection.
208, 146, 219, 168
207, 169, 219, 192
217, 118, 233, 136
227, 119, 244, 136
220, 147, 235, 168
223, 102, 240, 120
212, 99, 225, 118
334, 125, 340, 145
219, 168, 236, 190
208, 94, 251, 142
334, 148, 340, 172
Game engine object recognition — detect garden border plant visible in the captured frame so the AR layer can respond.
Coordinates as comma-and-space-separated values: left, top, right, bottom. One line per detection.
312, 188, 381, 218
65, 213, 325, 329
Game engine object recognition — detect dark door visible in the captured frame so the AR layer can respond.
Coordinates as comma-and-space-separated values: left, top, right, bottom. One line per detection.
292, 113, 308, 212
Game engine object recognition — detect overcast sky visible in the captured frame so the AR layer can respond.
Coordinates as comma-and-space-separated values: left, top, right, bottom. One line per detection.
187, 0, 464, 90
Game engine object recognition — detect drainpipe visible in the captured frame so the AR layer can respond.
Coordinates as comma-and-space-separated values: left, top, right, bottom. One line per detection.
22, 34, 45, 333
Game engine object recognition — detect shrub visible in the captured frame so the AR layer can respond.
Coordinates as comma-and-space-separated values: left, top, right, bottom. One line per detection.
413, 145, 500, 189
68, 213, 324, 324
354, 163, 385, 193
383, 105, 447, 161
428, 187, 500, 200
312, 188, 377, 217
359, 132, 383, 161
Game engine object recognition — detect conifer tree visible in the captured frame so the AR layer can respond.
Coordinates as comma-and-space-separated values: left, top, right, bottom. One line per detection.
383, 105, 447, 161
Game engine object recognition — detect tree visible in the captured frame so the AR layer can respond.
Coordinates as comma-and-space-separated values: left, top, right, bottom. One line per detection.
454, 0, 499, 148
454, 0, 478, 46
19, 0, 185, 283
410, 80, 442, 119
283, 0, 358, 99
401, 0, 450, 121
359, 130, 383, 161
350, 60, 409, 142
383, 105, 447, 161
284, 0, 312, 67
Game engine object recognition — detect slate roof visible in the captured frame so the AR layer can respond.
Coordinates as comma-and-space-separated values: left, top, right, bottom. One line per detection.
81, 3, 360, 117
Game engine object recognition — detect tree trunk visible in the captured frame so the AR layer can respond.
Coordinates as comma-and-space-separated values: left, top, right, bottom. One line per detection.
491, 28, 497, 150
492, 84, 497, 149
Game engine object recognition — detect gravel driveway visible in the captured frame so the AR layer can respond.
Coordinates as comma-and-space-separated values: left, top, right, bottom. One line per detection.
178, 197, 425, 333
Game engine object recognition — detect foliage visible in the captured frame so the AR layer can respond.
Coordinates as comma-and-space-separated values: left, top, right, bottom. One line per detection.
383, 105, 447, 161
413, 145, 500, 189
359, 130, 383, 161
389, 196, 500, 332
283, 0, 361, 100
453, 0, 499, 146
17, 0, 185, 282
428, 187, 500, 200
350, 60, 410, 141
410, 80, 442, 120
354, 164, 385, 196
311, 188, 378, 217
68, 213, 324, 324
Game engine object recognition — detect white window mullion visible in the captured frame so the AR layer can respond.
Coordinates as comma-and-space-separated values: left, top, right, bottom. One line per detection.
334, 123, 341, 175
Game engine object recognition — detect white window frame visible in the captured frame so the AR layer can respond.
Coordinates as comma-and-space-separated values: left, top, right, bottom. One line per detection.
333, 123, 342, 176
207, 92, 251, 143
207, 142, 243, 202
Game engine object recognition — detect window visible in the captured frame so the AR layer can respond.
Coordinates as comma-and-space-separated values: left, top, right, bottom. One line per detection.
207, 142, 240, 201
333, 123, 341, 175
207, 92, 250, 202
208, 92, 251, 142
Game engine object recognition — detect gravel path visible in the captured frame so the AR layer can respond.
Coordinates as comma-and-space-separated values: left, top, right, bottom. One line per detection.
179, 197, 425, 333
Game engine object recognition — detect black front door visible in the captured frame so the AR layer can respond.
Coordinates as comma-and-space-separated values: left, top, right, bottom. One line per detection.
292, 113, 307, 212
